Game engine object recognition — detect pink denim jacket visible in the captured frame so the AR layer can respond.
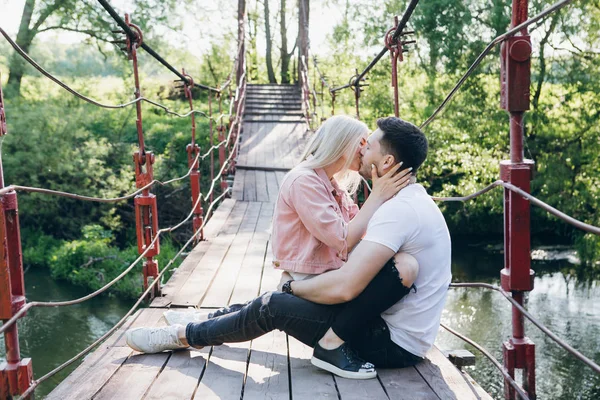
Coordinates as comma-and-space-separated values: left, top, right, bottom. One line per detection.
272, 166, 359, 274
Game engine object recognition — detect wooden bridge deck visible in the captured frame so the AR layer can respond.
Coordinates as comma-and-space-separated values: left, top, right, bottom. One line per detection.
47, 84, 491, 400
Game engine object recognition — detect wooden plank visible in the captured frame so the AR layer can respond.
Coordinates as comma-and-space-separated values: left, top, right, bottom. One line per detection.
244, 169, 257, 201
334, 375, 388, 400
201, 202, 261, 308
92, 352, 170, 400
378, 367, 439, 400
144, 349, 209, 400
231, 169, 245, 201
229, 203, 272, 304
259, 240, 278, 293
193, 343, 250, 400
255, 170, 270, 202
171, 202, 248, 307
152, 199, 236, 308
460, 370, 494, 400
46, 346, 132, 400
415, 346, 480, 400
287, 337, 338, 399
244, 331, 290, 400
265, 171, 279, 204
275, 171, 286, 191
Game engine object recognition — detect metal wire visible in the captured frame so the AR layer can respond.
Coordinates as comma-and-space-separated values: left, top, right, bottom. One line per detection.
330, 0, 420, 93
449, 283, 600, 375
16, 188, 231, 400
420, 0, 576, 129
96, 0, 219, 93
430, 180, 600, 235
440, 323, 530, 400
0, 133, 230, 202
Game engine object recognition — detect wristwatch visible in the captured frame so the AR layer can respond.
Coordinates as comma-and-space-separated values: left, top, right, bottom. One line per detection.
282, 280, 294, 295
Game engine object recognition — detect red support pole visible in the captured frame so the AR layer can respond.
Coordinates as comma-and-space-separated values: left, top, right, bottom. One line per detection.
0, 76, 33, 398
124, 15, 160, 299
183, 70, 204, 242
209, 92, 215, 205
499, 1, 535, 398
217, 93, 229, 194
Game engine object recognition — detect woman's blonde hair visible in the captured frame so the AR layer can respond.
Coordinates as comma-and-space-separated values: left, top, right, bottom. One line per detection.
299, 115, 369, 194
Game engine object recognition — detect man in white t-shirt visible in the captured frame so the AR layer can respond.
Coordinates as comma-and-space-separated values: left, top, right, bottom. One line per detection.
125, 117, 451, 381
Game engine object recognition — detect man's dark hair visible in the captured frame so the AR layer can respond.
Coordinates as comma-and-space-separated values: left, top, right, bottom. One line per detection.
376, 117, 428, 173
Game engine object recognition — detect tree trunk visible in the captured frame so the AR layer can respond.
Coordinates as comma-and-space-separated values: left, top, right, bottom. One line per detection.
264, 0, 277, 83
297, 0, 309, 87
7, 0, 37, 95
279, 0, 290, 83
237, 0, 246, 86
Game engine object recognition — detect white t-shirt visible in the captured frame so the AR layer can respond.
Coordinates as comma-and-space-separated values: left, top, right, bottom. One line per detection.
362, 184, 451, 357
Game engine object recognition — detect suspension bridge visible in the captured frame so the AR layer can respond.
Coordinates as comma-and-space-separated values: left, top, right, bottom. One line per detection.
0, 0, 599, 399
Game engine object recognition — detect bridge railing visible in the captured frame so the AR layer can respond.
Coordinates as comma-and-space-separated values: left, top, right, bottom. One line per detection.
312, 0, 598, 399
0, 1, 247, 398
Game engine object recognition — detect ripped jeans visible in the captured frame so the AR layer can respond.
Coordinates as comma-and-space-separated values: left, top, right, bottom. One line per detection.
185, 259, 422, 368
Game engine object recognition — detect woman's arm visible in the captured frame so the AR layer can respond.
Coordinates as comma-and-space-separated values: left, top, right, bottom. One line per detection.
346, 164, 413, 250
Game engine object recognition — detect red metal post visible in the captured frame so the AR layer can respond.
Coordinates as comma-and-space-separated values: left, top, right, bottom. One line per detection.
209, 92, 215, 204
0, 77, 33, 398
183, 70, 204, 242
499, 1, 535, 398
217, 93, 229, 194
124, 15, 160, 299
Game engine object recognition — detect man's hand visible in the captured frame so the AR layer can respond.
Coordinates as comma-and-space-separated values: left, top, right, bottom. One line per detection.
277, 271, 293, 292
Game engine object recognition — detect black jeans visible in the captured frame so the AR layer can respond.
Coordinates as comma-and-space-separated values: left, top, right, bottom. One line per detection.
186, 259, 422, 368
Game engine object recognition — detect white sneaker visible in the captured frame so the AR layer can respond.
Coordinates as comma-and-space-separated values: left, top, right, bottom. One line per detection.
125, 325, 187, 353
163, 310, 212, 326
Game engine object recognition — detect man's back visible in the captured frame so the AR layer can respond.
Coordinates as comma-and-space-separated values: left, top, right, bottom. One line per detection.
362, 184, 451, 357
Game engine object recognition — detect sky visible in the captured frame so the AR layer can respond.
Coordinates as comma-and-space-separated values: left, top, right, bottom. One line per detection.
0, 0, 350, 61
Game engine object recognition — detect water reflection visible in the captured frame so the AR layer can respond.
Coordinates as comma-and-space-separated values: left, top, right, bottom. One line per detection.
438, 241, 600, 399
0, 267, 132, 398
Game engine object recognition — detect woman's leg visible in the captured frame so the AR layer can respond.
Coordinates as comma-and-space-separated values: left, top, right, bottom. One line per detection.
185, 291, 341, 347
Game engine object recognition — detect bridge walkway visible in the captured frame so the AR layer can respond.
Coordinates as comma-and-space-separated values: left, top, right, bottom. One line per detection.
47, 84, 490, 400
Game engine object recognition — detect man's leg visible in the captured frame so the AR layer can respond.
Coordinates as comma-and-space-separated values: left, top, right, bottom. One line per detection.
347, 317, 423, 369
312, 254, 418, 373
328, 254, 418, 344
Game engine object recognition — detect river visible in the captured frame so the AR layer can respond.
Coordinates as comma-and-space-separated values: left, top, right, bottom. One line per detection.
1, 241, 599, 399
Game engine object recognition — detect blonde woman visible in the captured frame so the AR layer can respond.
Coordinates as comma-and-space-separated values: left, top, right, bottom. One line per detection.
272, 115, 410, 281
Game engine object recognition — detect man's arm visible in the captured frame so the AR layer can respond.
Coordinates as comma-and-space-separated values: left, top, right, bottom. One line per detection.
289, 240, 396, 304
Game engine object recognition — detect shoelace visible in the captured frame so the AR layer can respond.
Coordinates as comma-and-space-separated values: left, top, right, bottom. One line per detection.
149, 327, 176, 347
341, 345, 374, 369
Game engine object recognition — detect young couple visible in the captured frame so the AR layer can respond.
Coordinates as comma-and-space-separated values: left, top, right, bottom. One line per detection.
126, 115, 452, 380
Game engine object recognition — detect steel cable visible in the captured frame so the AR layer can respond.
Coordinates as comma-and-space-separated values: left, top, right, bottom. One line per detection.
430, 180, 600, 235
420, 0, 576, 129
449, 283, 600, 375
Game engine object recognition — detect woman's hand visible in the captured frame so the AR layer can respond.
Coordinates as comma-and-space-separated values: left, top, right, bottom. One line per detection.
369, 162, 413, 204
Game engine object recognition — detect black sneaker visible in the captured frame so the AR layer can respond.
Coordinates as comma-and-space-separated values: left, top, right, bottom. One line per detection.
311, 342, 377, 379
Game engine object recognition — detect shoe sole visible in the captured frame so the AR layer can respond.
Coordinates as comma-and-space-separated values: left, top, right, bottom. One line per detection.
310, 357, 377, 380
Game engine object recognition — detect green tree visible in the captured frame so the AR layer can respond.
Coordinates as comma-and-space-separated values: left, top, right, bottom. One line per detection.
6, 0, 187, 95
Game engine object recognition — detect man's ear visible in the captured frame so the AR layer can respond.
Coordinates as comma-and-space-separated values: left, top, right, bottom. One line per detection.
381, 154, 396, 171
